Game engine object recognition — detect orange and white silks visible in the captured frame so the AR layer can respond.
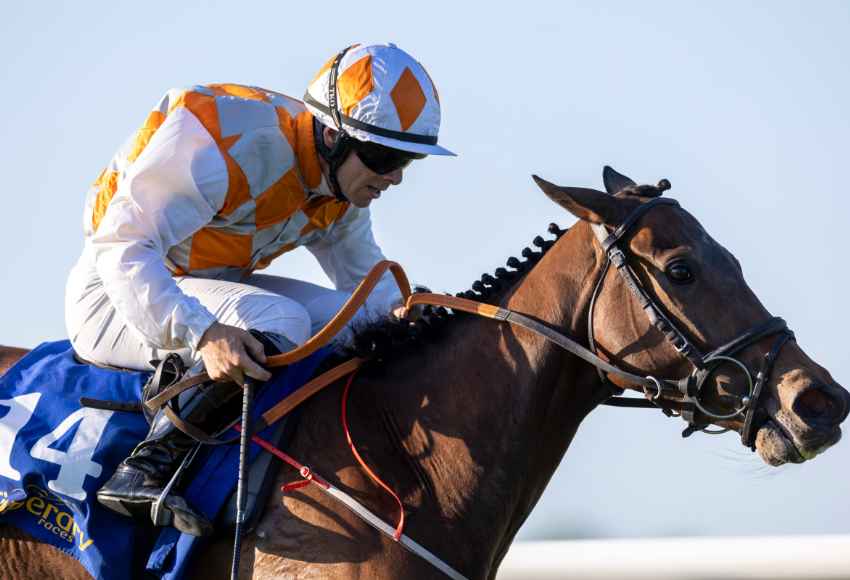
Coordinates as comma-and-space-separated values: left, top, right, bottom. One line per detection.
73, 84, 401, 353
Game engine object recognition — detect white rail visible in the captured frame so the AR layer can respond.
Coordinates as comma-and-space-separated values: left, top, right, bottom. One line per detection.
497, 535, 850, 579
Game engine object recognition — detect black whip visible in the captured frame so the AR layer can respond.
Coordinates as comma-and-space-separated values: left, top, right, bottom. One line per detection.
230, 378, 255, 580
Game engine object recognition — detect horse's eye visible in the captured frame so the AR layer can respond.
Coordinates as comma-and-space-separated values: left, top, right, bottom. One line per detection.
666, 261, 695, 284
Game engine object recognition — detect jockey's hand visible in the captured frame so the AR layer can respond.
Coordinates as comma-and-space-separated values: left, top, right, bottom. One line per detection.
393, 286, 430, 322
392, 304, 423, 322
197, 322, 272, 385
392, 305, 410, 321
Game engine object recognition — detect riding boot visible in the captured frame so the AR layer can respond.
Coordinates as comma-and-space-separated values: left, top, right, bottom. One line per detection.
96, 331, 289, 536
96, 377, 242, 536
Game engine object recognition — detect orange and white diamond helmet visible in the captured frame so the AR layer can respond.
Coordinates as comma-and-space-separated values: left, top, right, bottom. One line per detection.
304, 42, 455, 157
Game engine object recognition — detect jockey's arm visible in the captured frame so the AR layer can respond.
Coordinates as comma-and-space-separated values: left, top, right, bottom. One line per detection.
305, 205, 405, 320
90, 107, 268, 382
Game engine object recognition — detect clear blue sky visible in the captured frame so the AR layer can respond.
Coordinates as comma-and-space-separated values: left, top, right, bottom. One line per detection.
1, 1, 848, 540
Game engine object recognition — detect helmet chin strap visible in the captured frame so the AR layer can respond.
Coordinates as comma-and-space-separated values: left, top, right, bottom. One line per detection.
312, 45, 357, 203
313, 116, 351, 202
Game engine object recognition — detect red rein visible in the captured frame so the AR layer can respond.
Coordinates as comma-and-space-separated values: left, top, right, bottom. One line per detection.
233, 369, 406, 541
340, 371, 405, 541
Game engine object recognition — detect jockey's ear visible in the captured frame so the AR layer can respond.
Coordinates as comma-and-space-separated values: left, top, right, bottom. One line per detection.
322, 126, 338, 148
602, 165, 636, 194
532, 175, 631, 226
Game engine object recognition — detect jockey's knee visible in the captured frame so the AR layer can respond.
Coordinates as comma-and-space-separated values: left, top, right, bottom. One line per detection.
240, 296, 311, 348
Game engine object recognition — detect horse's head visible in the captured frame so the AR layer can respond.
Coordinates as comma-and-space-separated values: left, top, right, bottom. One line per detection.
533, 167, 849, 466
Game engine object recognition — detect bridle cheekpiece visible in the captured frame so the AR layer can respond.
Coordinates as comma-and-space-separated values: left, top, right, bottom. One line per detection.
587, 191, 794, 448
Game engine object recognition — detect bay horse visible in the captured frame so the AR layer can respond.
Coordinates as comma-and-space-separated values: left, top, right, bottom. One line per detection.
0, 168, 847, 579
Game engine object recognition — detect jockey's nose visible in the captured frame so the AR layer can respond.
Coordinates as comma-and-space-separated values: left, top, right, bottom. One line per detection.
384, 168, 403, 186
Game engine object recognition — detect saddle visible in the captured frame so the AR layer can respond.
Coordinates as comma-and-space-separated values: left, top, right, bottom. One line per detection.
0, 340, 333, 579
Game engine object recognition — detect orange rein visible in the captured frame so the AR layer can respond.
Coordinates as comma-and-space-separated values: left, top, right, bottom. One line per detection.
147, 259, 511, 434
147, 261, 410, 420
252, 262, 513, 430
263, 260, 414, 367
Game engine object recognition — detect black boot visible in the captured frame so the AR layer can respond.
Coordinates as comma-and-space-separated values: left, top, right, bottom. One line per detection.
96, 331, 289, 536
97, 374, 243, 536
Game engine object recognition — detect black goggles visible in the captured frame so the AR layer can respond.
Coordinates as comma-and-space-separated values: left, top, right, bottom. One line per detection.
351, 139, 426, 175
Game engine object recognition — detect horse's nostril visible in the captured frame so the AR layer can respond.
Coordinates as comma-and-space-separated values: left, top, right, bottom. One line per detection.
840, 388, 850, 423
794, 385, 849, 426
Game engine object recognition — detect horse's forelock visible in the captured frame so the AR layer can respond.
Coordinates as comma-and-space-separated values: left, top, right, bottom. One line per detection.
618, 179, 672, 199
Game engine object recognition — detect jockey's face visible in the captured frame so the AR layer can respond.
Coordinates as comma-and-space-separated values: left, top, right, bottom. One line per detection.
321, 127, 404, 208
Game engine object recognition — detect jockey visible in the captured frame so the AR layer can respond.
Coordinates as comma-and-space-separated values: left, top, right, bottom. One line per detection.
64, 42, 454, 535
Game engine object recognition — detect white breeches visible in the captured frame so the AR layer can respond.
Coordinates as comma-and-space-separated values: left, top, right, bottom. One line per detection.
65, 266, 391, 371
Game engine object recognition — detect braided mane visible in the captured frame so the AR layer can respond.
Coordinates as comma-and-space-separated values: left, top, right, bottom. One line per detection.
345, 222, 568, 369
343, 175, 675, 370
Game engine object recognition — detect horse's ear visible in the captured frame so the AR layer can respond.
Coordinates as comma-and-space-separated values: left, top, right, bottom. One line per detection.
602, 165, 636, 194
532, 175, 629, 226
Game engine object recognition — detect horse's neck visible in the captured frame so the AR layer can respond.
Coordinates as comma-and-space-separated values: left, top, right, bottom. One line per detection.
368, 223, 604, 575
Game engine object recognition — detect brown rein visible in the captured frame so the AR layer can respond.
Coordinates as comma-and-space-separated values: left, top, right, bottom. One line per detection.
148, 259, 669, 435
265, 262, 414, 367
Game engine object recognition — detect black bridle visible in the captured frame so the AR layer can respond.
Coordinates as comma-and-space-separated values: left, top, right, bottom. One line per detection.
586, 196, 794, 448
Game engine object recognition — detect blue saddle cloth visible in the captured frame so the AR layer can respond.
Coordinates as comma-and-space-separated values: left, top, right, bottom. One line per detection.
0, 340, 331, 579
